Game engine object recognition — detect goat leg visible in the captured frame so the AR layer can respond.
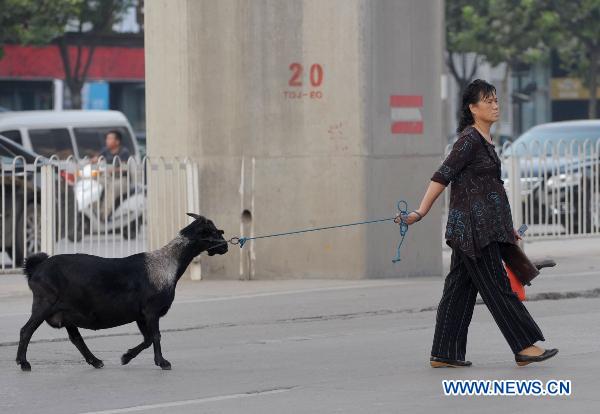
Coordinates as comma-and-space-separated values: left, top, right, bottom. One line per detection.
121, 320, 152, 365
16, 300, 53, 371
66, 326, 104, 368
146, 318, 171, 370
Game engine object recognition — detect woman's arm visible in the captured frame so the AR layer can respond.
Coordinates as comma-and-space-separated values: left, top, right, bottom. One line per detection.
394, 181, 446, 225
395, 132, 478, 226
416, 181, 446, 217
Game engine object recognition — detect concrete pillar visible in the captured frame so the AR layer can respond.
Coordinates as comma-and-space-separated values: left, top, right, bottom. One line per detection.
145, 0, 444, 279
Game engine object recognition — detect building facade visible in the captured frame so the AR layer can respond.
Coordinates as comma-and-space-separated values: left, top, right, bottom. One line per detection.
0, 37, 145, 136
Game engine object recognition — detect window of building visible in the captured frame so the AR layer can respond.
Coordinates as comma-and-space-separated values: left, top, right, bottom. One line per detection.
0, 81, 53, 110
109, 82, 146, 133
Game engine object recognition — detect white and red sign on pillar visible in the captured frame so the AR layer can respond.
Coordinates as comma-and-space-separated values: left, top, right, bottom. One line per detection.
390, 95, 423, 134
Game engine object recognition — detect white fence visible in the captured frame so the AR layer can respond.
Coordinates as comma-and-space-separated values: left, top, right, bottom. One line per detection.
442, 138, 600, 240
3, 139, 599, 273
1, 156, 199, 273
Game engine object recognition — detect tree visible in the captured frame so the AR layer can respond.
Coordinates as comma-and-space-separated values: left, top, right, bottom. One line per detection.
56, 0, 133, 109
551, 0, 600, 118
445, 0, 488, 124
0, 0, 133, 109
469, 0, 559, 135
449, 0, 559, 136
0, 0, 78, 59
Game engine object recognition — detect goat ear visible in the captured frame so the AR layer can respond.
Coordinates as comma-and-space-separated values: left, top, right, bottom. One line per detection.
186, 213, 201, 220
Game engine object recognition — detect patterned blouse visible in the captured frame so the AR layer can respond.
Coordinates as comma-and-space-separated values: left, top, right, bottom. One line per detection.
431, 125, 517, 260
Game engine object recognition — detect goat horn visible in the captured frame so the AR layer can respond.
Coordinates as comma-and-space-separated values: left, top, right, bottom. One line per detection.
186, 213, 201, 220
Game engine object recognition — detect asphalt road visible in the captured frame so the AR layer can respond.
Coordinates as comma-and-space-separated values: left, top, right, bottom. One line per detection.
0, 237, 599, 413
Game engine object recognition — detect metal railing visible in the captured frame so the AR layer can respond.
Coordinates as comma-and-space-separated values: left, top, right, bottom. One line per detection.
441, 138, 600, 241
3, 140, 598, 273
1, 156, 199, 273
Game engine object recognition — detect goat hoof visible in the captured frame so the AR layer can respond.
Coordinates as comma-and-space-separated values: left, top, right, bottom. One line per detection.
158, 360, 171, 370
121, 353, 133, 365
18, 361, 31, 371
89, 359, 104, 369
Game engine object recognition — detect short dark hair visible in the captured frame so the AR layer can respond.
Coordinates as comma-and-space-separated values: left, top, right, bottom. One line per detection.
457, 79, 497, 133
106, 130, 123, 142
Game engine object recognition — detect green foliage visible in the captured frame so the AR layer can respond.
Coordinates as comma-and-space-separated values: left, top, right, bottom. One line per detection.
0, 0, 134, 57
456, 0, 560, 68
0, 0, 79, 56
68, 0, 133, 34
447, 0, 600, 118
445, 0, 489, 111
551, 0, 600, 87
1, 0, 135, 108
446, 0, 490, 55
551, 0, 600, 117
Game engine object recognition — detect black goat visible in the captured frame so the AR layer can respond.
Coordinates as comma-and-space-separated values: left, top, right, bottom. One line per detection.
16, 213, 228, 371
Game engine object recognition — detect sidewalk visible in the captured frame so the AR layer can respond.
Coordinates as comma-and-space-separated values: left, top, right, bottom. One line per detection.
3, 237, 598, 296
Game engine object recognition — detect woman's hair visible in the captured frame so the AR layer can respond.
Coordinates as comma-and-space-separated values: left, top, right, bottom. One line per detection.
457, 79, 497, 133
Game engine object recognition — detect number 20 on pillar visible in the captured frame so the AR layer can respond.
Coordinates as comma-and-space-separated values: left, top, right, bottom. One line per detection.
284, 63, 324, 100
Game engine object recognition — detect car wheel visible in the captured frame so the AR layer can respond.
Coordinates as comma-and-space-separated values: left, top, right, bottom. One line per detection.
67, 215, 88, 242
121, 217, 143, 240
4, 247, 17, 268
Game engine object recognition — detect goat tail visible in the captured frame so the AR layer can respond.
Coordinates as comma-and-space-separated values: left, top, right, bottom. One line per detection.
23, 253, 50, 280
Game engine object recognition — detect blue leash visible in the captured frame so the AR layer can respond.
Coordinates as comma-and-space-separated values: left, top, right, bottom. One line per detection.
230, 199, 410, 263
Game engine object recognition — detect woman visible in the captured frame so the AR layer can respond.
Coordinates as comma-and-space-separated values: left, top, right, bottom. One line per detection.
396, 79, 558, 368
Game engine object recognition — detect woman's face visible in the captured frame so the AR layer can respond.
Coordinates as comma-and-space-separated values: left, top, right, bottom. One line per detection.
469, 93, 499, 124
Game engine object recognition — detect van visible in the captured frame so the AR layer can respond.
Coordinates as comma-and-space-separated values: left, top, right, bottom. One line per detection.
0, 110, 140, 161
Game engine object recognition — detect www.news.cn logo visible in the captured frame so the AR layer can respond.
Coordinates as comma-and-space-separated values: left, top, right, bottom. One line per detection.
442, 379, 571, 396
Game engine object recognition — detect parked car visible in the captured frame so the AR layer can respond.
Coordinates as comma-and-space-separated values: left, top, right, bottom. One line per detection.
0, 135, 77, 265
0, 110, 141, 161
502, 120, 600, 233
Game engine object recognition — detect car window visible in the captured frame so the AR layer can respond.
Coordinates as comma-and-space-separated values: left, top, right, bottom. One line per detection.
73, 127, 135, 159
29, 128, 74, 159
0, 143, 26, 168
0, 142, 18, 158
507, 125, 600, 157
0, 136, 39, 162
0, 130, 22, 145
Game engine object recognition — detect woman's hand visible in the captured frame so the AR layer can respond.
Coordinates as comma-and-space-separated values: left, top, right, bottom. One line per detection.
513, 228, 523, 241
394, 210, 423, 226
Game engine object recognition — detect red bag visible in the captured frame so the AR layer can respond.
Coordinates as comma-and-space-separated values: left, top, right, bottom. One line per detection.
505, 264, 526, 301
499, 242, 539, 302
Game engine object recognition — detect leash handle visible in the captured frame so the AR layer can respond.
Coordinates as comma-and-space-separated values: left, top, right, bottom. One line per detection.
392, 200, 409, 263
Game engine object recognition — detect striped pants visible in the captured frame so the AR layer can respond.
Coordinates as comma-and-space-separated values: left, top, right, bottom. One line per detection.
431, 242, 545, 360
